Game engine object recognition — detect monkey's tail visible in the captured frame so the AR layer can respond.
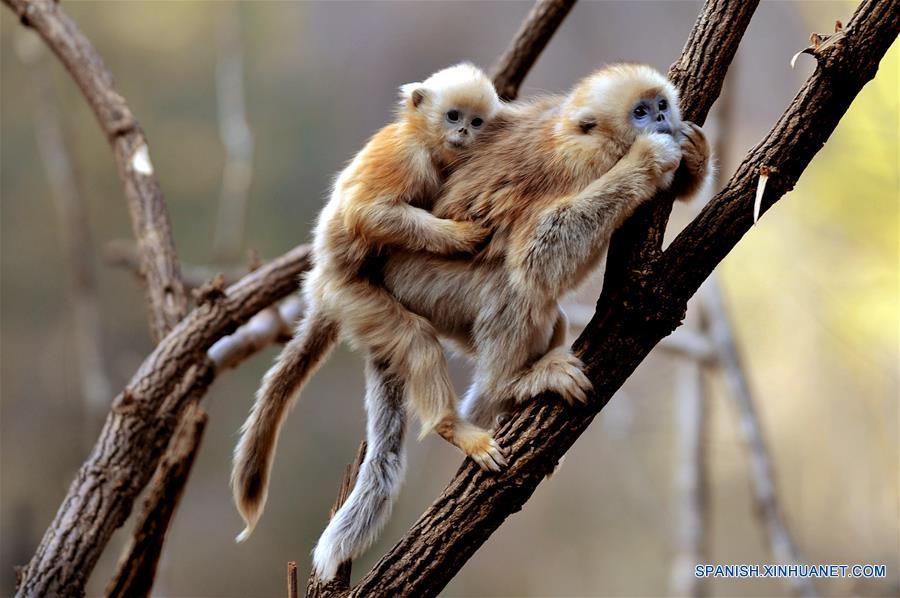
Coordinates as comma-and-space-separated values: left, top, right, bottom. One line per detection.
312, 359, 407, 581
231, 307, 339, 543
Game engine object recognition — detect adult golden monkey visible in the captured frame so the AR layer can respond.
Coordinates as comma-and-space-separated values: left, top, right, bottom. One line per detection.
240, 63, 712, 580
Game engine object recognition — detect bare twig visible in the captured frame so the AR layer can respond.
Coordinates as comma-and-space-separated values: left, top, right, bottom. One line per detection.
701, 280, 816, 597
105, 403, 208, 598
4, 0, 187, 341
15, 33, 112, 412
490, 0, 576, 100
208, 295, 303, 372
347, 1, 895, 594
213, 3, 254, 262
307, 442, 368, 597
288, 562, 299, 598
669, 308, 709, 598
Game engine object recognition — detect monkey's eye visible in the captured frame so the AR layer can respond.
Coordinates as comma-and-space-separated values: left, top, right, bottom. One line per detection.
446, 110, 460, 123
658, 99, 668, 111
633, 106, 648, 118
471, 117, 484, 128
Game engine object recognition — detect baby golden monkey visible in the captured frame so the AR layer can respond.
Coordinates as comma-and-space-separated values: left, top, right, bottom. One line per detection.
313, 64, 711, 580
232, 64, 503, 545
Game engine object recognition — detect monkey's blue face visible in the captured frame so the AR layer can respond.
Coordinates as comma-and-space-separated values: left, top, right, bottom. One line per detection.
631, 95, 674, 136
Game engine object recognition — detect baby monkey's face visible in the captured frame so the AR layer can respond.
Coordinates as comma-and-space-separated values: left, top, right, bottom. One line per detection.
441, 105, 487, 150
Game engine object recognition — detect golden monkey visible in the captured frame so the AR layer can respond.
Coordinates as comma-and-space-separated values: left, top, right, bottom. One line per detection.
231, 63, 504, 548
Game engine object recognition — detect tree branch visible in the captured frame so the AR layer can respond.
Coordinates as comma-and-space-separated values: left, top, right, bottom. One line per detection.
700, 279, 817, 597
15, 244, 311, 597
306, 442, 368, 598
348, 1, 896, 595
105, 403, 208, 598
4, 0, 187, 340
490, 0, 576, 100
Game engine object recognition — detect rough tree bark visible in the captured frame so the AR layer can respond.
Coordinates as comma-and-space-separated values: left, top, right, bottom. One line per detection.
4, 0, 187, 341
105, 403, 208, 598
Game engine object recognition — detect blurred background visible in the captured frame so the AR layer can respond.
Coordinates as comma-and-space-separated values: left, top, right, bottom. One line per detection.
1, 1, 897, 596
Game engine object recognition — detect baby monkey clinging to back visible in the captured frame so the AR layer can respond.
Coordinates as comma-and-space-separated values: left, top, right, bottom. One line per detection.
232, 64, 503, 550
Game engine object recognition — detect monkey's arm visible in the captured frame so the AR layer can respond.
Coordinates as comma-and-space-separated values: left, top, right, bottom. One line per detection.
348, 198, 488, 255
512, 133, 681, 296
671, 122, 713, 201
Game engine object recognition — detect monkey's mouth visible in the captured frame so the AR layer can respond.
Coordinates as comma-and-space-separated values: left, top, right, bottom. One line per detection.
447, 140, 467, 150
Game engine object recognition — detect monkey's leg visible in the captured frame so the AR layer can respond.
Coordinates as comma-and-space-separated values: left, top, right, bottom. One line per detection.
312, 357, 407, 581
460, 312, 539, 429
337, 281, 505, 471
232, 306, 339, 541
505, 306, 592, 406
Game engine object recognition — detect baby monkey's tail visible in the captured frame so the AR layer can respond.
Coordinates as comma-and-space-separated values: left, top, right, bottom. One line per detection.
312, 359, 407, 581
232, 307, 339, 542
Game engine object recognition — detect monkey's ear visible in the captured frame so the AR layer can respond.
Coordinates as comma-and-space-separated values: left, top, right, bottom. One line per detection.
571, 107, 597, 134
578, 116, 597, 134
400, 83, 428, 109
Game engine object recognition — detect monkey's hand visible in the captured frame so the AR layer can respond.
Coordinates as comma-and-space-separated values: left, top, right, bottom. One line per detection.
428, 219, 491, 255
630, 132, 682, 190
672, 121, 712, 201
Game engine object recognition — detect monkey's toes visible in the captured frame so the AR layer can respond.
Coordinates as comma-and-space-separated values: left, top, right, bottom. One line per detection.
469, 437, 507, 472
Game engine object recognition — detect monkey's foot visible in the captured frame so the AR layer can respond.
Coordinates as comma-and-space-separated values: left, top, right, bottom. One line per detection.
438, 419, 507, 471
511, 348, 592, 405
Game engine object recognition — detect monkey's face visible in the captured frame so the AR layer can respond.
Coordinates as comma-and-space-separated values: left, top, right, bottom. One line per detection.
565, 64, 683, 153
630, 94, 677, 137
440, 105, 488, 151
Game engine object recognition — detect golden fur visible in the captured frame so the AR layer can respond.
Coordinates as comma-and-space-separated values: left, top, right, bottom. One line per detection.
383, 63, 712, 426
231, 63, 504, 547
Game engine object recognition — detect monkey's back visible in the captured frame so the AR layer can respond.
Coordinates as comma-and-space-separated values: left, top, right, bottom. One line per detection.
314, 122, 441, 278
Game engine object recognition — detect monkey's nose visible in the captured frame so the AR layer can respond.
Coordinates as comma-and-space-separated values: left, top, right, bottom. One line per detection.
458, 128, 468, 135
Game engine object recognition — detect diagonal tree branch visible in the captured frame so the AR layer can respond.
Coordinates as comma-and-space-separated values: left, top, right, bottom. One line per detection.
105, 402, 208, 598
15, 244, 311, 597
346, 1, 896, 595
490, 0, 577, 101
4, 0, 187, 340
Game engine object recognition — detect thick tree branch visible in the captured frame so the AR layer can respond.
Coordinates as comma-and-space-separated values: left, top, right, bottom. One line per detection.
490, 0, 576, 100
348, 1, 896, 595
4, 0, 187, 340
105, 403, 208, 598
16, 245, 311, 597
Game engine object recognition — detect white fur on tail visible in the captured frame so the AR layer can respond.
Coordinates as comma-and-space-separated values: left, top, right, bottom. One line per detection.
312, 358, 407, 580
